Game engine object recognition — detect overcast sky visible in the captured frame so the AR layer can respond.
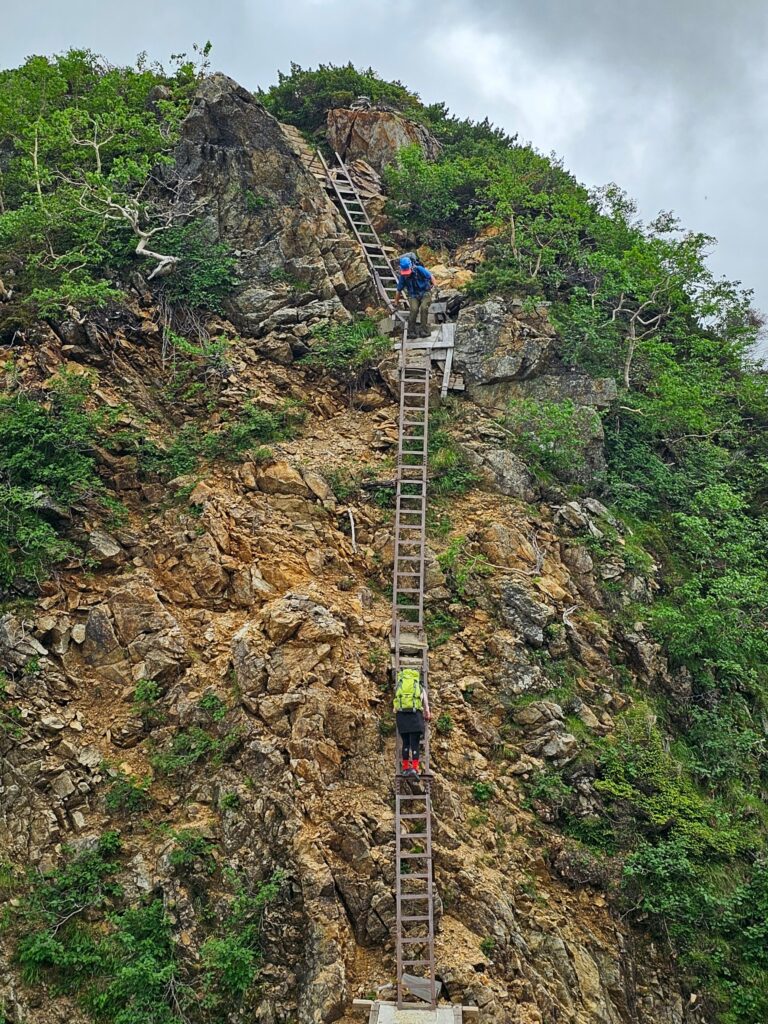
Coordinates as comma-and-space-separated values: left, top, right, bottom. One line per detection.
3, 0, 767, 339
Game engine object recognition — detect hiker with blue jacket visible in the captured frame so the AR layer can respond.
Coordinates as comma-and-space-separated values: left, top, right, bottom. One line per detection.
394, 666, 431, 778
394, 255, 436, 340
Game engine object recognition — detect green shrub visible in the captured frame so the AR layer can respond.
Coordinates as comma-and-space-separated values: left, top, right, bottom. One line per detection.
424, 608, 460, 647
158, 221, 238, 311
149, 727, 223, 776
502, 398, 600, 480
303, 318, 389, 397
198, 693, 228, 722
105, 773, 151, 816
0, 372, 120, 585
435, 712, 454, 735
168, 830, 216, 875
471, 781, 494, 804
428, 428, 478, 496
132, 679, 165, 727
202, 400, 304, 460
437, 535, 492, 599
259, 63, 421, 133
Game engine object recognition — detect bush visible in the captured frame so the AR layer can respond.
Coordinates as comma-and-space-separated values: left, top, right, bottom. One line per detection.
437, 536, 492, 599
132, 679, 165, 727
303, 318, 389, 397
158, 222, 238, 312
502, 398, 600, 480
259, 62, 421, 133
105, 773, 151, 815
428, 428, 478, 497
149, 727, 225, 776
472, 781, 494, 804
0, 372, 119, 585
435, 712, 454, 736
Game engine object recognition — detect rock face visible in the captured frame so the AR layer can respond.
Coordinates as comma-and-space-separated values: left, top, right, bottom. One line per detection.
326, 107, 441, 171
455, 298, 556, 406
175, 75, 374, 341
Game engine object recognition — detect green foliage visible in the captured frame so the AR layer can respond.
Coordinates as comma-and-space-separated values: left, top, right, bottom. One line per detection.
149, 726, 226, 776
158, 222, 238, 311
9, 821, 283, 1024
526, 770, 574, 816
0, 49, 200, 330
168, 830, 216, 875
428, 426, 478, 497
435, 712, 454, 736
199, 871, 283, 1013
479, 936, 496, 957
105, 772, 152, 816
471, 781, 494, 805
259, 62, 421, 133
424, 608, 460, 647
437, 535, 492, 599
202, 400, 304, 460
0, 371, 119, 585
198, 692, 227, 722
131, 679, 165, 727
501, 398, 600, 480
303, 318, 389, 397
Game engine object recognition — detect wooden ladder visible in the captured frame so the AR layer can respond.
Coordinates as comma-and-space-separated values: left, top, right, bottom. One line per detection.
316, 149, 401, 308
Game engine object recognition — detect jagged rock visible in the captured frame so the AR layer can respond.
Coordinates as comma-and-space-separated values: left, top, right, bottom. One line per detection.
86, 528, 125, 568
481, 523, 538, 569
499, 582, 555, 646
174, 75, 372, 340
0, 614, 48, 673
463, 445, 538, 502
326, 106, 441, 171
562, 544, 594, 575
40, 714, 66, 732
50, 772, 76, 799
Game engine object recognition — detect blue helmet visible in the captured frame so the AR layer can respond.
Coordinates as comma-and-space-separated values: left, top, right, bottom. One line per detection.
399, 256, 413, 273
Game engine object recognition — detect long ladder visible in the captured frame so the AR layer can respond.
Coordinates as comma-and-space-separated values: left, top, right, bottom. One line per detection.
316, 148, 440, 1010
316, 149, 402, 309
392, 337, 438, 1010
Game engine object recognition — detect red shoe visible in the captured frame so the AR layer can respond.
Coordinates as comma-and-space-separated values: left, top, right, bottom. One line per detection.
412, 759, 421, 774
401, 759, 410, 775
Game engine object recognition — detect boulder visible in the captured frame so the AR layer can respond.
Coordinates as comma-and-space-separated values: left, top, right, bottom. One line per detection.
505, 373, 618, 409
326, 107, 441, 171
257, 461, 310, 497
108, 584, 189, 681
455, 298, 555, 397
86, 529, 125, 569
463, 445, 538, 502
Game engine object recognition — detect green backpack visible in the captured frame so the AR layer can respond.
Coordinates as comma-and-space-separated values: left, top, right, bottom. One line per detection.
394, 668, 423, 711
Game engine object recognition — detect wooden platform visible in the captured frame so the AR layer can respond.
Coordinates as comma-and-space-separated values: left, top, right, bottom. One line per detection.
353, 1001, 477, 1023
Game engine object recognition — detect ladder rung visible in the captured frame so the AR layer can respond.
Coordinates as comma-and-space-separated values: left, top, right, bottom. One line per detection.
400, 814, 429, 820
398, 852, 430, 859
397, 795, 430, 801
401, 960, 433, 968
400, 936, 431, 944
395, 588, 423, 595
400, 915, 431, 923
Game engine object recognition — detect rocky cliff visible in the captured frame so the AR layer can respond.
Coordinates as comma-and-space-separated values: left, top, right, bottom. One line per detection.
0, 76, 703, 1024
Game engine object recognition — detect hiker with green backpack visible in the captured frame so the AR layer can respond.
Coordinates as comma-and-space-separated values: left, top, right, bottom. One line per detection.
394, 666, 431, 778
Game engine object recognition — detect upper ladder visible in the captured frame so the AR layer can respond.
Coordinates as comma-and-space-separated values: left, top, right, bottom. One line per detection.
316, 149, 401, 308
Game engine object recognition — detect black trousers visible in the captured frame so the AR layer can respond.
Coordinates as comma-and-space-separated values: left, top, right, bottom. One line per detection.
400, 732, 422, 760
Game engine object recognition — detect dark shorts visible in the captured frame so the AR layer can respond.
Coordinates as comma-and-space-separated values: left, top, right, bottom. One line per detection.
396, 709, 425, 735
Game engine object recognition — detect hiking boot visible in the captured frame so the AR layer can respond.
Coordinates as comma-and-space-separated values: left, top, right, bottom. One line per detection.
407, 328, 418, 339
418, 327, 430, 338
405, 767, 419, 779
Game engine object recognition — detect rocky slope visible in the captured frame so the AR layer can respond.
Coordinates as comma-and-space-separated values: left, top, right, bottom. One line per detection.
0, 76, 702, 1024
